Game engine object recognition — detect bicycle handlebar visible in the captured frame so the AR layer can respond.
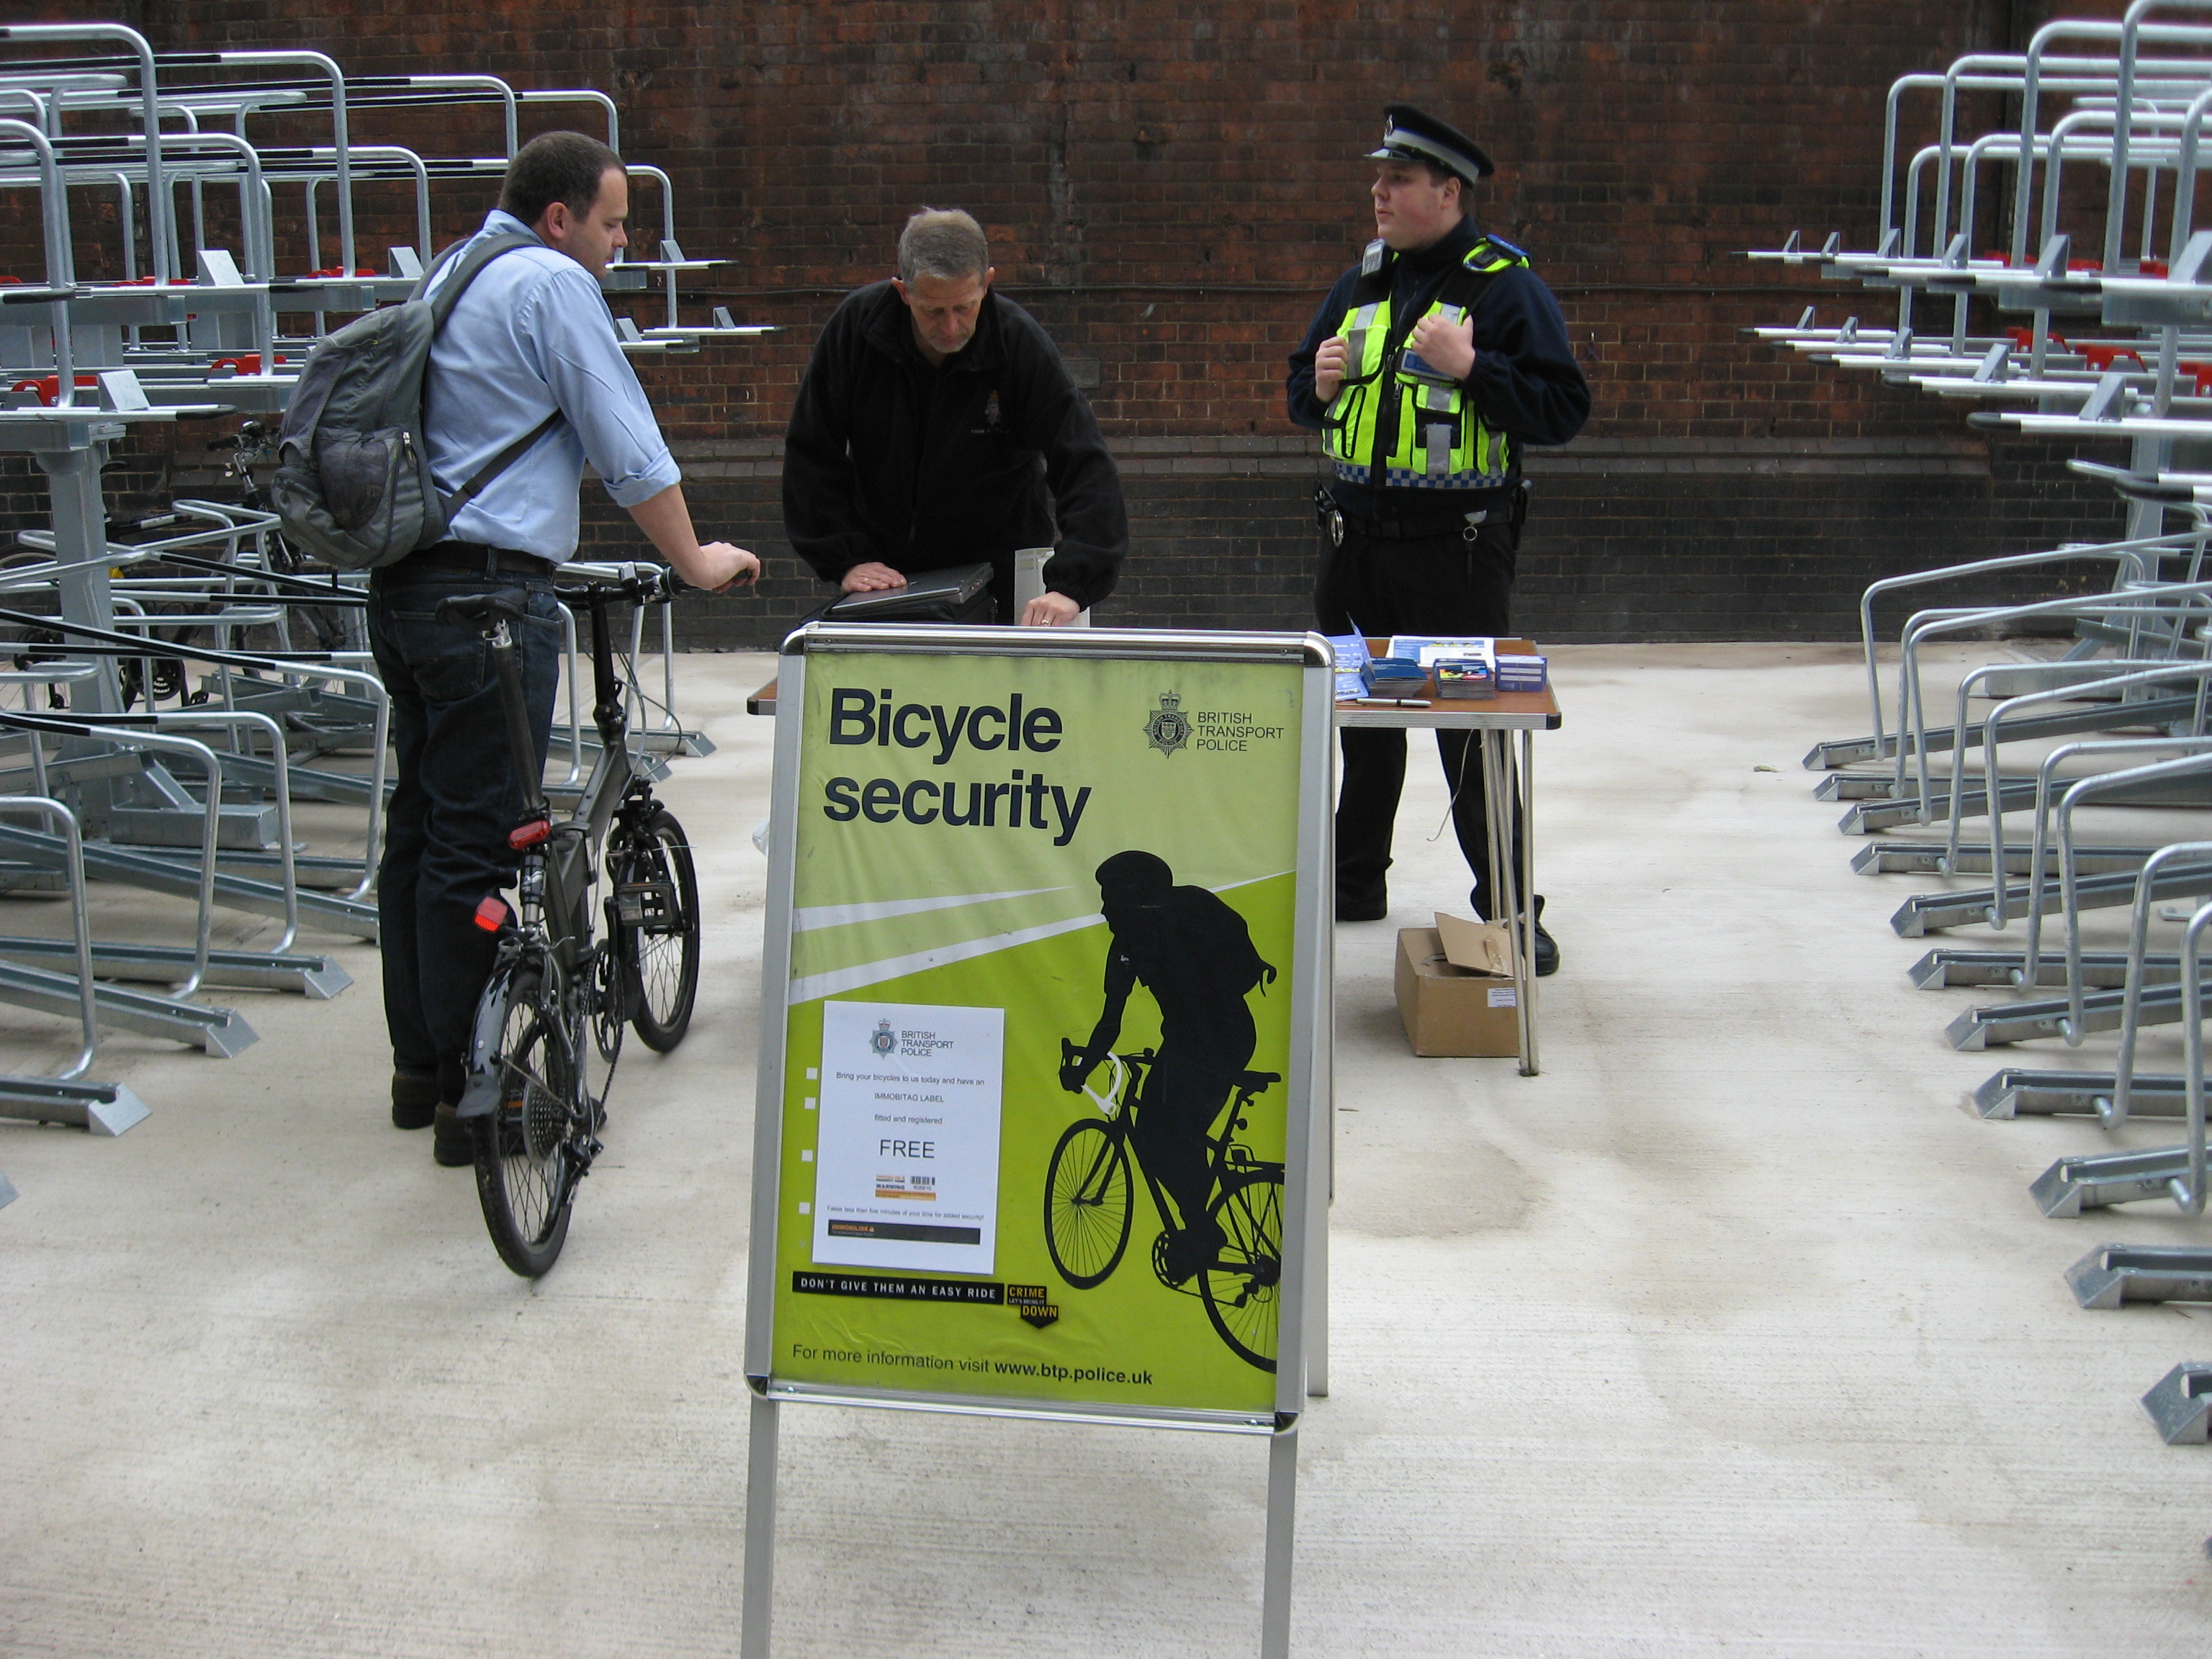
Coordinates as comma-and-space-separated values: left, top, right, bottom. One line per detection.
1060, 1038, 1274, 1094
552, 567, 686, 608
433, 568, 687, 633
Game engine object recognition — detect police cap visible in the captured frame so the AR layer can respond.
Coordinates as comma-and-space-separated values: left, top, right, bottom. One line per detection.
1367, 102, 1493, 184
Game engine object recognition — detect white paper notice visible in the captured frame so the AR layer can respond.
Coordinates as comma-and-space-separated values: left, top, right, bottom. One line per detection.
812, 1000, 1004, 1274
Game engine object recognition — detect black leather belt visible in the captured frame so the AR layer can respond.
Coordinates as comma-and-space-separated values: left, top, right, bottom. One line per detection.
395, 540, 557, 579
1349, 512, 1485, 541
1316, 486, 1488, 544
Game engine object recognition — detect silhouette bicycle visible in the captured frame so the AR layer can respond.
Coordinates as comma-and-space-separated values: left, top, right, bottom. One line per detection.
1043, 1038, 1285, 1373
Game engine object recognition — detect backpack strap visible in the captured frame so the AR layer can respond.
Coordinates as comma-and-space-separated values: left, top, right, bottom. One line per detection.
443, 408, 565, 518
413, 230, 544, 325
414, 231, 567, 519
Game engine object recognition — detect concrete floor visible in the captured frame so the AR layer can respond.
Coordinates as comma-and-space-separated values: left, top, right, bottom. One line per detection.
4, 642, 2212, 1657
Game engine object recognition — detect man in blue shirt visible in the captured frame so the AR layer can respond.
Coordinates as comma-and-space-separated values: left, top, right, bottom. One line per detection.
374, 131, 757, 1164
1287, 105, 1588, 971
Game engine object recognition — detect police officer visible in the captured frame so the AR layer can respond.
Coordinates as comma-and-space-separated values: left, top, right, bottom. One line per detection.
1287, 104, 1589, 970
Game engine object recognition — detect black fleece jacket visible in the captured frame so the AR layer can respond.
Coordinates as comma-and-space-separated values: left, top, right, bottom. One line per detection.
1286, 216, 1590, 519
781, 282, 1128, 611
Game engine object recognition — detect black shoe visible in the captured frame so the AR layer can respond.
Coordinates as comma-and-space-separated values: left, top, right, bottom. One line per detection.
1470, 892, 1560, 976
392, 1069, 440, 1130
432, 1102, 474, 1167
1335, 883, 1387, 922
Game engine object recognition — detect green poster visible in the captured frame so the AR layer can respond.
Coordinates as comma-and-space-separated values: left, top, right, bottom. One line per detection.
757, 643, 1315, 1423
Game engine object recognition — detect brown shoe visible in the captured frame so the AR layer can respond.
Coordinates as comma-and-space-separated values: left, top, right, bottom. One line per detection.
432, 1103, 474, 1167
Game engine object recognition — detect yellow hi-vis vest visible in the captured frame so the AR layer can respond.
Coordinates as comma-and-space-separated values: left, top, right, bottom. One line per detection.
1321, 234, 1529, 492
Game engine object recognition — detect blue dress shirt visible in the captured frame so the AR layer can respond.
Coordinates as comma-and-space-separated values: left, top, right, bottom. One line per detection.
421, 210, 682, 561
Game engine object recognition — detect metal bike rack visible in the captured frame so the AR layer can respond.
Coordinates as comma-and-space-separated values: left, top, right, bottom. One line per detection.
0, 24, 772, 1138
2141, 1361, 2212, 1442
2026, 885, 2212, 1214
2069, 1240, 2212, 1303
1748, 6, 2212, 1444
0, 792, 148, 1131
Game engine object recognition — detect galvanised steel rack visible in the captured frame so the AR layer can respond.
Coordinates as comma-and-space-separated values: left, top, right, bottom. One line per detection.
0, 22, 769, 1160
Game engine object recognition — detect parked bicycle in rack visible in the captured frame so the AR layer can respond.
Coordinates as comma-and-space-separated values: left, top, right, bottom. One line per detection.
447, 567, 702, 1277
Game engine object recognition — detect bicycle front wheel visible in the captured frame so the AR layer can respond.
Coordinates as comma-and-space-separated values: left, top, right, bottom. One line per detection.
614, 805, 701, 1052
472, 966, 581, 1277
1043, 1119, 1133, 1289
1200, 1172, 1283, 1373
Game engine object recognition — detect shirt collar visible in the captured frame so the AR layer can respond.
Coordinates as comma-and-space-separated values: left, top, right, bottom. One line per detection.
482, 208, 541, 240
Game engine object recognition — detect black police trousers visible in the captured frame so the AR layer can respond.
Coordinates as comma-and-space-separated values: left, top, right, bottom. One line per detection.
1315, 503, 1527, 918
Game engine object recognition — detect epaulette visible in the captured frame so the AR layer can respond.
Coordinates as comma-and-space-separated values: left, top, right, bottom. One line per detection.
1359, 238, 1388, 277
1466, 233, 1530, 269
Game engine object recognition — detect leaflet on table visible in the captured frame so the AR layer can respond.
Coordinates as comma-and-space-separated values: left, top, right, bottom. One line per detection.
1495, 654, 1548, 692
813, 999, 1004, 1274
1388, 635, 1498, 669
1324, 631, 1372, 701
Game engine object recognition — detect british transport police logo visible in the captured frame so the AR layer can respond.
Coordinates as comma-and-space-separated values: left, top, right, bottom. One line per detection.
1143, 691, 1191, 756
870, 1019, 897, 1056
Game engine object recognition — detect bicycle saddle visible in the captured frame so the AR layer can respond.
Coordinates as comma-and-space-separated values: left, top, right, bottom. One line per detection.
433, 590, 534, 628
1235, 1070, 1281, 1092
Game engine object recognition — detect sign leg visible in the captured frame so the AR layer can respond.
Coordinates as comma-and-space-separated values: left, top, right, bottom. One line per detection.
739, 1392, 780, 1659
1306, 1123, 1329, 1398
1260, 1425, 1299, 1658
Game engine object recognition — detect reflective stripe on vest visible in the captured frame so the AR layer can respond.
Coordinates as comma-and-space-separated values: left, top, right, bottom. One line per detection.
1320, 238, 1527, 491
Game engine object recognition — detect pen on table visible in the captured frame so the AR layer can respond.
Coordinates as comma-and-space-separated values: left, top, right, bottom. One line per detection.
1353, 696, 1431, 707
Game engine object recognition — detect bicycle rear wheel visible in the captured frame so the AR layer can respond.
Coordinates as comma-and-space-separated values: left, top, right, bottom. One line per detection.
613, 804, 701, 1052
1043, 1119, 1133, 1288
472, 965, 581, 1277
1199, 1171, 1283, 1373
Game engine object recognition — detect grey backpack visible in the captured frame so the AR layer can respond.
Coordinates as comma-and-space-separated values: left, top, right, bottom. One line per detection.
269, 233, 562, 570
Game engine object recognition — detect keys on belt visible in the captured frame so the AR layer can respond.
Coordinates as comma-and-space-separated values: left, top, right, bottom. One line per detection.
1313, 485, 1346, 548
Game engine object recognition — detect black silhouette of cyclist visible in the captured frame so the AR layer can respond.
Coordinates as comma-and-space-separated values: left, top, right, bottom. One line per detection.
1060, 850, 1277, 1285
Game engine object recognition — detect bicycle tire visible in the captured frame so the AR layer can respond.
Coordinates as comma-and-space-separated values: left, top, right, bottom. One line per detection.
1043, 1119, 1133, 1289
1199, 1171, 1284, 1373
614, 805, 701, 1052
472, 965, 580, 1278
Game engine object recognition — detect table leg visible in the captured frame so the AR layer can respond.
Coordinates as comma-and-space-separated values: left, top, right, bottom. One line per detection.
1518, 727, 1539, 1075
1478, 730, 1534, 1074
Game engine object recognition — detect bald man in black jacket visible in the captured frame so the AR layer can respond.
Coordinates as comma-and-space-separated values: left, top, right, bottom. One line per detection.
783, 207, 1128, 625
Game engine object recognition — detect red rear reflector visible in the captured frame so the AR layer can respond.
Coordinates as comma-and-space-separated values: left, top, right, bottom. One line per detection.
508, 819, 550, 849
473, 896, 510, 932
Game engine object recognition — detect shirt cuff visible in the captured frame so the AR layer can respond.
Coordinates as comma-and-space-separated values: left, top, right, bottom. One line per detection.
601, 454, 682, 508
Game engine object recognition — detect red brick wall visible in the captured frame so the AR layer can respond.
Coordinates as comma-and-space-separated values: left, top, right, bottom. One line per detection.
0, 1, 2159, 642
0, 0, 2075, 444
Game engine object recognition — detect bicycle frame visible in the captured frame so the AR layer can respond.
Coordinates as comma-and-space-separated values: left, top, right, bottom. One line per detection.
1072, 1044, 1284, 1236
486, 581, 642, 977
456, 572, 667, 1122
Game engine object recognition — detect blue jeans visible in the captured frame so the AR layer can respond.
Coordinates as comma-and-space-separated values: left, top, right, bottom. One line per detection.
368, 566, 561, 1101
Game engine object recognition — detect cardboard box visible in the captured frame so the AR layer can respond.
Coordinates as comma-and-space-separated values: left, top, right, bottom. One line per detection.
1394, 925, 1521, 1057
